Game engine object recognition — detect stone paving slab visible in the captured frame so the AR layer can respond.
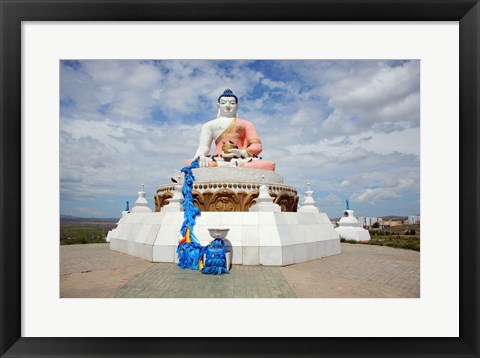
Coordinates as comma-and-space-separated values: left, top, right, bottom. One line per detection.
280, 244, 420, 298
60, 243, 419, 298
60, 244, 154, 298
111, 264, 296, 298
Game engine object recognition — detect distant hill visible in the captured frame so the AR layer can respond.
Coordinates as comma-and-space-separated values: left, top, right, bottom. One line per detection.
331, 215, 409, 222
379, 216, 408, 221
60, 214, 119, 223
60, 214, 76, 219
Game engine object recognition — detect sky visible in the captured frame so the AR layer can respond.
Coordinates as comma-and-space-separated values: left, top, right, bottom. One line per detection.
60, 60, 420, 219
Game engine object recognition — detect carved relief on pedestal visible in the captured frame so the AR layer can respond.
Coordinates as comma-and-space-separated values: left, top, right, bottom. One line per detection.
154, 192, 173, 212
156, 183, 298, 212
293, 195, 299, 212
192, 189, 259, 212
210, 190, 239, 211
192, 190, 208, 210
244, 191, 260, 211
271, 192, 299, 212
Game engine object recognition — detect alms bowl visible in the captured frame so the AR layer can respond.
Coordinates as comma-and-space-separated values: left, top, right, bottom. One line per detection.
207, 228, 230, 239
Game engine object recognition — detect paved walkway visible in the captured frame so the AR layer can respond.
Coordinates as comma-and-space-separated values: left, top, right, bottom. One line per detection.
60, 243, 419, 298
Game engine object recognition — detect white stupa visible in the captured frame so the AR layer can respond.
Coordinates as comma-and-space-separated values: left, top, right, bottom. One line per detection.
249, 175, 281, 212
130, 184, 152, 213
335, 200, 371, 242
298, 183, 319, 213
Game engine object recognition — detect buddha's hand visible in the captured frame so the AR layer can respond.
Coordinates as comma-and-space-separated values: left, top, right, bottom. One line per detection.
223, 149, 247, 159
196, 154, 208, 168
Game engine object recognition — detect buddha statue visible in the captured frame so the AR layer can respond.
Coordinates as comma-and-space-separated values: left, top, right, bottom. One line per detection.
186, 89, 276, 171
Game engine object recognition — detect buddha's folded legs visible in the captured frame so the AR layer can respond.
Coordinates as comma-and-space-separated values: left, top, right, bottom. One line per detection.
243, 160, 275, 171
184, 158, 275, 171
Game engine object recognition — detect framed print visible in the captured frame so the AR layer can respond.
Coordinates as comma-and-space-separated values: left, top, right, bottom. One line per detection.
1, 0, 479, 357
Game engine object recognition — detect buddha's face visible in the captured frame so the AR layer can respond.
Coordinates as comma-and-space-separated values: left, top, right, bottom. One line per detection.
218, 96, 238, 116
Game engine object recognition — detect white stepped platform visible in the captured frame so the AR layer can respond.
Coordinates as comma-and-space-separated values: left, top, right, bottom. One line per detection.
335, 226, 371, 242
108, 211, 340, 266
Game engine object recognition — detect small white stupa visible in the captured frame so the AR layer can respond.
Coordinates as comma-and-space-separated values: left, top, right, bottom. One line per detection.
335, 200, 371, 242
298, 183, 319, 213
249, 175, 281, 212
130, 184, 152, 213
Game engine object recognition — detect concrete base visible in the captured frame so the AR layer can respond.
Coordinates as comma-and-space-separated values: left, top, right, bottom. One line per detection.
108, 211, 341, 266
335, 226, 371, 242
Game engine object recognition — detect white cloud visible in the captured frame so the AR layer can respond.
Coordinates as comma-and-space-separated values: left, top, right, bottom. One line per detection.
318, 61, 420, 138
60, 60, 420, 218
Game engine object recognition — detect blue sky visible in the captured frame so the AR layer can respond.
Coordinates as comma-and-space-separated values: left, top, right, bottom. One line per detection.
60, 60, 420, 219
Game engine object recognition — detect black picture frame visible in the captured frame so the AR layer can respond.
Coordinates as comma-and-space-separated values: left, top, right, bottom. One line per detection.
1, 0, 478, 357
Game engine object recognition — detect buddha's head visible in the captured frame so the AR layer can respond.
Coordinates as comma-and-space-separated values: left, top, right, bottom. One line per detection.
217, 89, 239, 117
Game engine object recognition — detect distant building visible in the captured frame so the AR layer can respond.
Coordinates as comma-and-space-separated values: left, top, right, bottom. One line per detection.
357, 216, 378, 228
381, 220, 403, 228
408, 215, 421, 224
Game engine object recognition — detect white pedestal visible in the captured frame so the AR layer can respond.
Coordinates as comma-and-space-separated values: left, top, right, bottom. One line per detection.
109, 211, 341, 266
335, 226, 371, 242
225, 251, 232, 271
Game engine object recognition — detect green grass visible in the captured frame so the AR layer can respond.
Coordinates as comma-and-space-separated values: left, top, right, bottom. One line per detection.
369, 235, 420, 251
341, 235, 420, 251
60, 222, 116, 245
371, 224, 420, 236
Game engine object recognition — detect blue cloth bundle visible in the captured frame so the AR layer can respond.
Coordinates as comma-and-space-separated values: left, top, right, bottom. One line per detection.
176, 159, 229, 275
202, 239, 229, 275
176, 159, 204, 270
